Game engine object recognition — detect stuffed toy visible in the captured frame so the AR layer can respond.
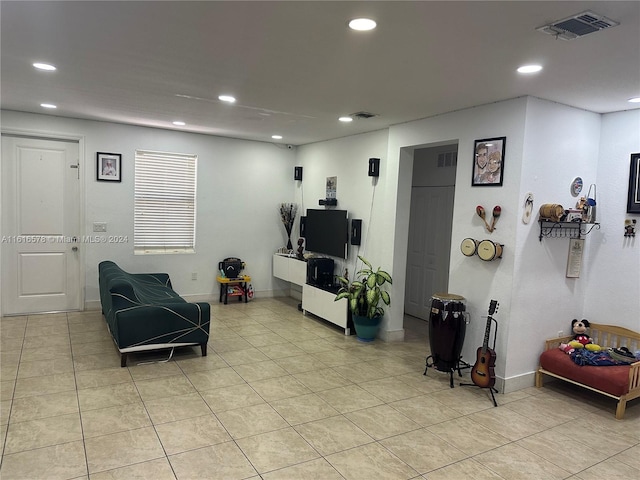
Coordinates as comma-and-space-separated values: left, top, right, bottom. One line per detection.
560, 318, 602, 354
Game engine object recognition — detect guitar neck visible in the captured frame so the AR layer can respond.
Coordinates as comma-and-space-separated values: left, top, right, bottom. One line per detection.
481, 316, 492, 353
481, 300, 498, 354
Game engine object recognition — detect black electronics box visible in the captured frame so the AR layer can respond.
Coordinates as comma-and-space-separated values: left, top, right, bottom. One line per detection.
307, 258, 334, 288
219, 257, 243, 278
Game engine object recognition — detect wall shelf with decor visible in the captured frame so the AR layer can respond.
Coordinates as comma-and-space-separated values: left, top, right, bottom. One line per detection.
538, 220, 600, 241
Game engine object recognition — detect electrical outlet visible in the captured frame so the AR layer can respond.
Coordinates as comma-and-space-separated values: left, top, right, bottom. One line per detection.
93, 222, 107, 232
191, 272, 197, 281
557, 330, 564, 337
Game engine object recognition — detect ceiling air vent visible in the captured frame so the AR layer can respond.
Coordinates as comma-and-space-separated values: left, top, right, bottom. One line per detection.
351, 111, 378, 119
536, 11, 619, 40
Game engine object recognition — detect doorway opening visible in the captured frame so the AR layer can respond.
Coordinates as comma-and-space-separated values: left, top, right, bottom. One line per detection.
404, 142, 459, 321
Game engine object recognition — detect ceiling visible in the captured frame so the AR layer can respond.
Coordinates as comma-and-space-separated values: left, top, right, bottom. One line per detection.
2, 1, 639, 146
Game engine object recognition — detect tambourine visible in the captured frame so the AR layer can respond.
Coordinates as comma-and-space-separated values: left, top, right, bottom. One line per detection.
477, 239, 503, 261
460, 238, 479, 257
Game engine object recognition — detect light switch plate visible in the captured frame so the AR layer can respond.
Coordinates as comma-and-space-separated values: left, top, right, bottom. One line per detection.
93, 222, 107, 232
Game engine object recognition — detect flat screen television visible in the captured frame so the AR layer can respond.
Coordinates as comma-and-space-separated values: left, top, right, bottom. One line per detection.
304, 209, 348, 259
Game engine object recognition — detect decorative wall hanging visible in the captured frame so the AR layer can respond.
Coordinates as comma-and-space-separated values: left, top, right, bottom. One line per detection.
477, 239, 503, 261
566, 238, 584, 278
97, 152, 121, 182
624, 219, 636, 237
627, 153, 640, 214
570, 177, 583, 197
476, 205, 502, 232
460, 238, 479, 256
472, 137, 506, 186
460, 237, 504, 261
522, 192, 534, 224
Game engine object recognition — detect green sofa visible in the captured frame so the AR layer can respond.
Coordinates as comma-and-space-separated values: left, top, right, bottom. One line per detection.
98, 261, 210, 367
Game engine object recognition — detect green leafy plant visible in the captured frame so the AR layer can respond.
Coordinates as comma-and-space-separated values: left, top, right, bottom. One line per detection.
335, 255, 392, 319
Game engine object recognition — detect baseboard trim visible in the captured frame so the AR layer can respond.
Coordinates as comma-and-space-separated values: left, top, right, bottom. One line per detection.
501, 371, 536, 394
380, 328, 405, 342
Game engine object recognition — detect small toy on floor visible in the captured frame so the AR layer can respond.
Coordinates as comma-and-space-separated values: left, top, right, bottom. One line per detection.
560, 318, 602, 354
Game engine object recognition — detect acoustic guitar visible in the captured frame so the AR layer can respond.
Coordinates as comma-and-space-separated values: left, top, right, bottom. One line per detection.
471, 300, 498, 389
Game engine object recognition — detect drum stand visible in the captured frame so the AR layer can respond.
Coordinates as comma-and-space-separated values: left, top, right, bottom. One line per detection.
460, 318, 499, 407
423, 356, 471, 389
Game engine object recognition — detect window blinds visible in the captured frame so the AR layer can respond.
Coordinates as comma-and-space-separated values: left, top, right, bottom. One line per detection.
134, 149, 197, 254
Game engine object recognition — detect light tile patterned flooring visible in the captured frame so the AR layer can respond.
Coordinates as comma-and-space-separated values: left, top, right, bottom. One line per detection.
0, 297, 638, 479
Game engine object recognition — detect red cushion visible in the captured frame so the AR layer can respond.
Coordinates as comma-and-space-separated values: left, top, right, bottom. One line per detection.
540, 348, 631, 397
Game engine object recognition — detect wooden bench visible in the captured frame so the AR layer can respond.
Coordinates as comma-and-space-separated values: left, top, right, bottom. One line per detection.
536, 323, 640, 419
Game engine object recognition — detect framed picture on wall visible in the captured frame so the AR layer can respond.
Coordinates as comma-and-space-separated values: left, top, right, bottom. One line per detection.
627, 153, 640, 213
97, 152, 121, 182
472, 137, 506, 186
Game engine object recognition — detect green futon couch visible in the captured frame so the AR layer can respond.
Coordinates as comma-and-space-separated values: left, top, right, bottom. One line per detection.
98, 261, 210, 367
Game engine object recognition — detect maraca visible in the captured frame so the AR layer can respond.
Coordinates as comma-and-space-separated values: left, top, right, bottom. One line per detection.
490, 205, 501, 232
476, 205, 491, 231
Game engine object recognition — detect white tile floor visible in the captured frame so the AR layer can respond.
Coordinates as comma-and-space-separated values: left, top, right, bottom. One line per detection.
1, 297, 638, 479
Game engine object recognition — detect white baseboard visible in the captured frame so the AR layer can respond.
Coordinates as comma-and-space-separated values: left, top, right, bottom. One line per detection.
380, 328, 405, 342
500, 371, 536, 393
84, 300, 101, 311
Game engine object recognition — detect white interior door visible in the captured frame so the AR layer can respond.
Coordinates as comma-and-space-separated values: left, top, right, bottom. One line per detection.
404, 186, 455, 319
1, 135, 81, 315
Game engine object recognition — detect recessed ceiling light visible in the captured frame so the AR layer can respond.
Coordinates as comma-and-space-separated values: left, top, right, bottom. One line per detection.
338, 116, 353, 122
172, 121, 186, 126
628, 97, 640, 103
272, 135, 283, 140
517, 64, 543, 74
33, 62, 56, 71
40, 103, 57, 109
348, 18, 377, 31
218, 95, 236, 103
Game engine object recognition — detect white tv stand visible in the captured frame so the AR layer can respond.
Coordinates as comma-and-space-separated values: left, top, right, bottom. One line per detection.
272, 254, 349, 335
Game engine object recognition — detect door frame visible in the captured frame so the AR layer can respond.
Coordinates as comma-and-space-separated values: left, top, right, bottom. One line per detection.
0, 127, 86, 315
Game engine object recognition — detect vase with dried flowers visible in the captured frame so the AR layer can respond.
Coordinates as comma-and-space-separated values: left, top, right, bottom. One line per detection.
279, 203, 298, 250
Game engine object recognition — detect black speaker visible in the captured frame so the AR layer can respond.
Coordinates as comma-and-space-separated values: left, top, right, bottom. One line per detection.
294, 166, 303, 181
300, 216, 306, 237
368, 158, 380, 177
351, 219, 362, 245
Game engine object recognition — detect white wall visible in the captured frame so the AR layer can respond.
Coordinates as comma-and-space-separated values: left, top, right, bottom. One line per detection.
508, 97, 601, 385
585, 110, 640, 327
295, 129, 390, 283
1, 110, 296, 307
388, 98, 528, 358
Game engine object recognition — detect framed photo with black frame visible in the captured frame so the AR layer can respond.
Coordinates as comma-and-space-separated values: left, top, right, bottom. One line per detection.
627, 153, 640, 214
97, 152, 121, 182
472, 137, 506, 186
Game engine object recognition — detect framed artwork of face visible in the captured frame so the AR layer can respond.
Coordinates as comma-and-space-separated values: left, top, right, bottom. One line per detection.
472, 137, 506, 187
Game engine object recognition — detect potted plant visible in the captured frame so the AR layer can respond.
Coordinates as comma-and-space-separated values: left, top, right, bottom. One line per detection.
335, 255, 392, 341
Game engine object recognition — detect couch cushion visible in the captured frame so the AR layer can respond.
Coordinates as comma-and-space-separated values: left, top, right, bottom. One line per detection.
540, 348, 631, 397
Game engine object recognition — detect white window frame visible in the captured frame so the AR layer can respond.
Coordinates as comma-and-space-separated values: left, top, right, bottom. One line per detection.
134, 149, 197, 254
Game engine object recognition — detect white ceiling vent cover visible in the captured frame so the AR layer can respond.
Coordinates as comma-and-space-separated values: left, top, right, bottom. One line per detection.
536, 11, 619, 40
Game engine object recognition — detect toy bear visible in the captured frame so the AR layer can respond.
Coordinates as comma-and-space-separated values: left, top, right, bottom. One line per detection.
560, 318, 602, 354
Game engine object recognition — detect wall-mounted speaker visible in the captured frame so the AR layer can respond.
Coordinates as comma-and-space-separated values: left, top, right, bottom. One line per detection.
300, 216, 306, 237
351, 219, 362, 245
294, 166, 303, 181
368, 158, 380, 177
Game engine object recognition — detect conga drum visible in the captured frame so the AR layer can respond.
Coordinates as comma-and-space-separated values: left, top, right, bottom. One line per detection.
428, 293, 467, 372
